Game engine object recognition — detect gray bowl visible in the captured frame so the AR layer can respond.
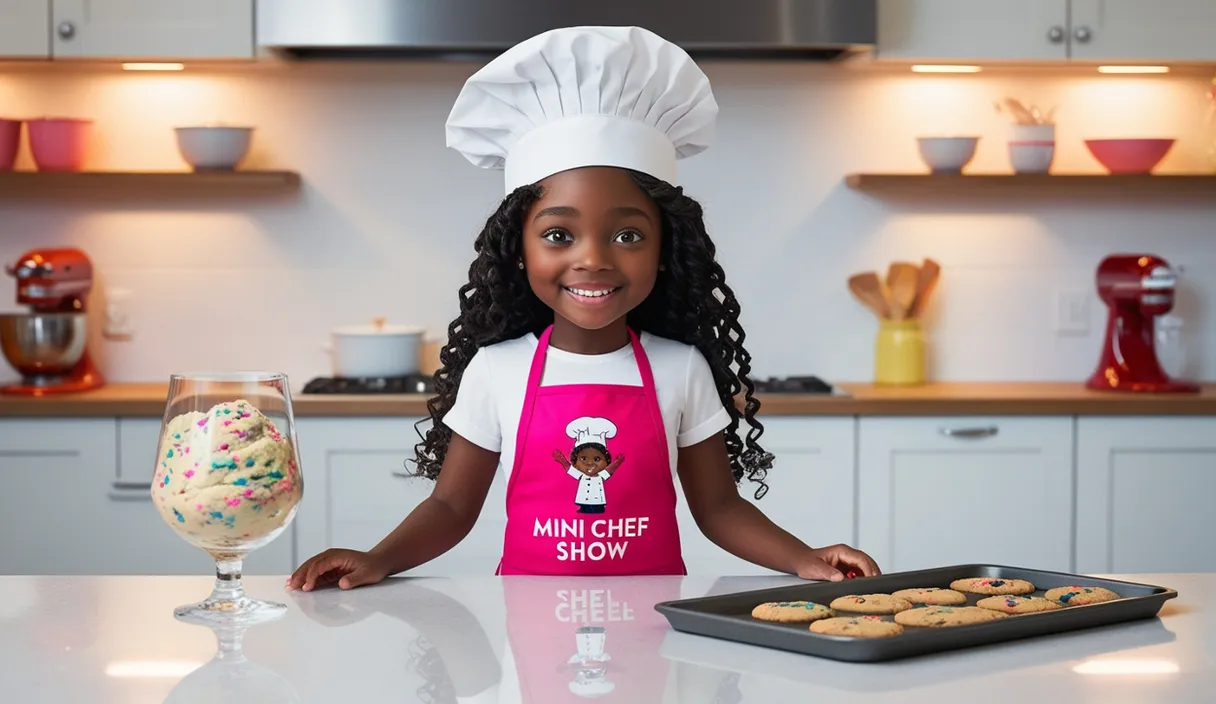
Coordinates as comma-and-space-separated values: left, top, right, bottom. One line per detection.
0, 313, 88, 380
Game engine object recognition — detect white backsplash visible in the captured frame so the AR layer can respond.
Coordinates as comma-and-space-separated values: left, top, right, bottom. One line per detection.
0, 60, 1213, 387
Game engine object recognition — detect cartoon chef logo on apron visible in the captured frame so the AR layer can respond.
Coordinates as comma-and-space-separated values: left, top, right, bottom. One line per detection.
497, 326, 686, 576
552, 417, 625, 514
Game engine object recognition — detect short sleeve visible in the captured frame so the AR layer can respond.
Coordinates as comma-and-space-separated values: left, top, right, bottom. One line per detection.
677, 346, 731, 447
441, 349, 502, 452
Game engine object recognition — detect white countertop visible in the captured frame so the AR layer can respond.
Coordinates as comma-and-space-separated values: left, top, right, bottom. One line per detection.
1, 573, 1211, 703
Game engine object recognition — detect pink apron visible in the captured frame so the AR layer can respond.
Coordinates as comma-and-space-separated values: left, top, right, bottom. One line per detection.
496, 325, 686, 576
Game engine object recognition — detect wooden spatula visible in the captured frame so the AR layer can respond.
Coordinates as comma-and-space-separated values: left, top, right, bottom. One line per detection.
848, 272, 890, 320
885, 262, 920, 321
908, 258, 941, 318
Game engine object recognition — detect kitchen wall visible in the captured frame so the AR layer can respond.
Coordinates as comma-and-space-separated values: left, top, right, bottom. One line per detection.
1, 60, 1213, 387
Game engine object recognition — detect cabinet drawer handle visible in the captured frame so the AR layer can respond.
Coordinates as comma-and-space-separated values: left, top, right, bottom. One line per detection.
57, 21, 75, 40
1073, 25, 1092, 43
939, 426, 999, 439
108, 480, 151, 501
1047, 25, 1065, 43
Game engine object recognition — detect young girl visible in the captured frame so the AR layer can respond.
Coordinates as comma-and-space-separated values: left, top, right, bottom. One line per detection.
289, 25, 880, 591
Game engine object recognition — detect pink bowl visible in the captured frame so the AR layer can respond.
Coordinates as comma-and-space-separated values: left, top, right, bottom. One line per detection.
28, 118, 93, 172
0, 119, 20, 171
1084, 138, 1175, 175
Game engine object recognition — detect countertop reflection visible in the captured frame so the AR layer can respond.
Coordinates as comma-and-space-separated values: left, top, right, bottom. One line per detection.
0, 573, 1211, 702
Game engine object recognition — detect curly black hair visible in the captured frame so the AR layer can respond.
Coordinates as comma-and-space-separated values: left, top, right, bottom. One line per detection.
410, 170, 774, 499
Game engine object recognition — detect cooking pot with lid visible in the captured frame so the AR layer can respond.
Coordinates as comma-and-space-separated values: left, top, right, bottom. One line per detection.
326, 317, 424, 378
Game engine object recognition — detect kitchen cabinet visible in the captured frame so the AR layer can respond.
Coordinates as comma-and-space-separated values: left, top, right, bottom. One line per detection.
677, 418, 857, 576
293, 417, 509, 577
857, 416, 1074, 573
0, 0, 50, 58
877, 0, 1216, 63
50, 0, 254, 60
1076, 417, 1216, 574
1068, 0, 1216, 62
0, 418, 291, 576
877, 0, 1070, 61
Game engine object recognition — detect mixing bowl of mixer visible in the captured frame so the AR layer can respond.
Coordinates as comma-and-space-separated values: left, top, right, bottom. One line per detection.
0, 313, 88, 383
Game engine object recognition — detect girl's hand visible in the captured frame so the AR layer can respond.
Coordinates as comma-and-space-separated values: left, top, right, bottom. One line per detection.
552, 449, 569, 467
795, 544, 881, 582
287, 548, 390, 592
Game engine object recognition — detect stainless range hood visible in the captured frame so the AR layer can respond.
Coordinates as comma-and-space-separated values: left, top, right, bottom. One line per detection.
257, 0, 876, 61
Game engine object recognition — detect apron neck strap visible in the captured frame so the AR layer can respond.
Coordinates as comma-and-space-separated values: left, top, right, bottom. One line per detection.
528, 325, 657, 393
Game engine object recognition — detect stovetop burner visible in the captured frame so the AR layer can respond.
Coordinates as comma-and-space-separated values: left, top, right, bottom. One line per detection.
750, 376, 836, 394
300, 374, 835, 396
302, 374, 435, 395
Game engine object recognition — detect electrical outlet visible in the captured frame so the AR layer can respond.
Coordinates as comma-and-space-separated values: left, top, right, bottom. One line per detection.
103, 287, 134, 340
1053, 289, 1090, 335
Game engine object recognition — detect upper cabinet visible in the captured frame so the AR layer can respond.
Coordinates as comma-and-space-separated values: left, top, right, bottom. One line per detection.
878, 0, 1070, 61
877, 0, 1216, 63
0, 0, 51, 58
0, 0, 254, 60
51, 0, 254, 59
1068, 0, 1216, 62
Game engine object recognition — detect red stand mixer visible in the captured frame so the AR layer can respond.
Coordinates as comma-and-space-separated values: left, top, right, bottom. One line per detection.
0, 247, 105, 395
1086, 254, 1198, 393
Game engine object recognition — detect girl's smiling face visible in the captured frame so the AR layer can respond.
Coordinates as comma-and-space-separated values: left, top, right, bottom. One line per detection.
574, 447, 608, 475
521, 167, 662, 333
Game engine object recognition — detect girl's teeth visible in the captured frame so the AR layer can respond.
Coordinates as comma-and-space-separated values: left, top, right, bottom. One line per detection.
569, 287, 613, 298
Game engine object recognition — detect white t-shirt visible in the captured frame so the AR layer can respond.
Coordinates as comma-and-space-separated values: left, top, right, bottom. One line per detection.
442, 332, 731, 478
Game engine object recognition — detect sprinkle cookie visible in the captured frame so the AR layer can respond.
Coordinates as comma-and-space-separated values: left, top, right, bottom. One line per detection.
892, 587, 968, 606
950, 577, 1035, 595
1045, 586, 1120, 606
829, 594, 913, 615
750, 601, 835, 623
895, 606, 1009, 628
810, 616, 905, 638
977, 595, 1063, 614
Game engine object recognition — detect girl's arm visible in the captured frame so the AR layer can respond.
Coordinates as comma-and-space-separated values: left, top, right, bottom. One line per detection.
676, 432, 880, 581
368, 434, 501, 576
290, 433, 500, 590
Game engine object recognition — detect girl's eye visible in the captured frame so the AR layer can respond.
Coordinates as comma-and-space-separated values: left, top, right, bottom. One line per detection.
615, 230, 644, 244
542, 229, 571, 244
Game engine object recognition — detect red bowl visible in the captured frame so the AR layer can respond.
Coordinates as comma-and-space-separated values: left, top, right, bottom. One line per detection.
1084, 138, 1174, 175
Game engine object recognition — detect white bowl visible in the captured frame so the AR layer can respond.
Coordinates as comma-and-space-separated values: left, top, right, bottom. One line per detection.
174, 126, 253, 171
917, 136, 979, 173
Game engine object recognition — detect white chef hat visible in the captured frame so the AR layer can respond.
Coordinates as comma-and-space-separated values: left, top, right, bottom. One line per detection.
445, 25, 718, 193
567, 417, 618, 450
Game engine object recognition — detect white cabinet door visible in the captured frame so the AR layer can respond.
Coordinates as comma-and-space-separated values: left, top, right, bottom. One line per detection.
0, 419, 117, 575
858, 417, 1074, 573
877, 0, 1069, 61
676, 418, 857, 576
294, 418, 509, 577
0, 0, 50, 58
51, 0, 253, 59
1069, 0, 1216, 61
1076, 417, 1216, 574
115, 418, 294, 576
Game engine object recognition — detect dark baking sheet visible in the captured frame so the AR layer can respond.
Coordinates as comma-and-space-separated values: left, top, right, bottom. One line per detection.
653, 564, 1177, 663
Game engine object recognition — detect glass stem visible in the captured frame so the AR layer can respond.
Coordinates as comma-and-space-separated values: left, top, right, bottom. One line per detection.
210, 555, 246, 604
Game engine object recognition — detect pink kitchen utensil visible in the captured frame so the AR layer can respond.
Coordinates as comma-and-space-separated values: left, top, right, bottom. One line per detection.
1084, 138, 1175, 175
0, 119, 21, 171
28, 118, 93, 172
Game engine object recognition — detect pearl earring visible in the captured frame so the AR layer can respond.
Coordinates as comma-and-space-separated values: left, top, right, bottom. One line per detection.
518, 260, 525, 269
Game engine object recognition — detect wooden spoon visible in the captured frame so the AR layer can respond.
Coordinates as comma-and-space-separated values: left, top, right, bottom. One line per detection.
885, 262, 920, 321
848, 272, 891, 320
908, 259, 941, 319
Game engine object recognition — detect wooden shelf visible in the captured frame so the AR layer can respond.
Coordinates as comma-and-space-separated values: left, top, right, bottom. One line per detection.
0, 170, 301, 196
845, 173, 1216, 193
